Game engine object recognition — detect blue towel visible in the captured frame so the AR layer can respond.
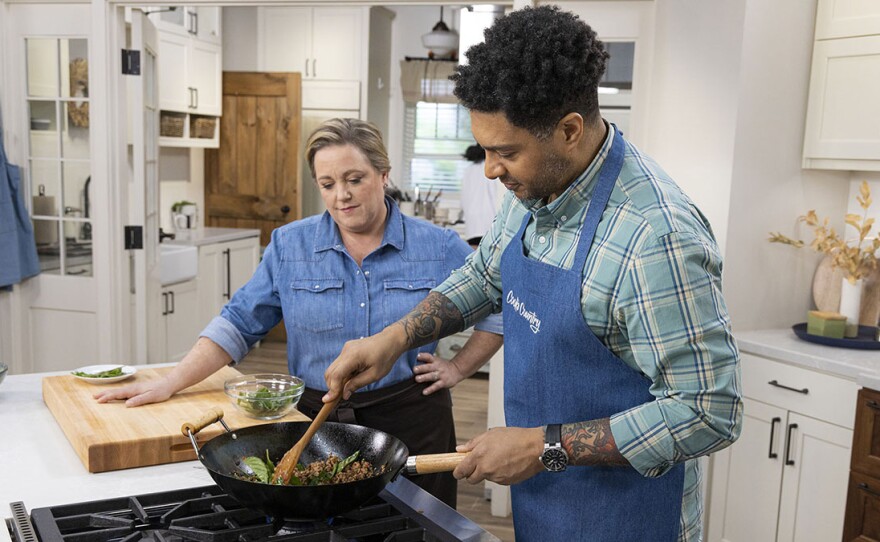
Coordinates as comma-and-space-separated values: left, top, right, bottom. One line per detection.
0, 121, 40, 289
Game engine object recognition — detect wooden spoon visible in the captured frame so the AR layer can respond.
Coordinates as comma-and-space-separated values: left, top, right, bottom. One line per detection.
273, 393, 342, 484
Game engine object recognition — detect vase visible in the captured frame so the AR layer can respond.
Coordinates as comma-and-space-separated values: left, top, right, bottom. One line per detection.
839, 277, 863, 338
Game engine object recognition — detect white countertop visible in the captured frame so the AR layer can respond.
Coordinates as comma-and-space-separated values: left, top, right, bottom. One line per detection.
737, 328, 880, 390
0, 368, 216, 515
165, 227, 260, 247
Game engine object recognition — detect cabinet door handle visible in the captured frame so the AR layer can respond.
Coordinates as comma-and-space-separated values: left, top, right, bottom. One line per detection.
304, 59, 309, 77
162, 292, 168, 316
192, 11, 198, 35
223, 248, 231, 300
768, 417, 781, 459
859, 482, 880, 498
194, 88, 199, 109
867, 400, 880, 411
312, 58, 317, 78
768, 380, 809, 395
784, 423, 798, 466
169, 291, 175, 315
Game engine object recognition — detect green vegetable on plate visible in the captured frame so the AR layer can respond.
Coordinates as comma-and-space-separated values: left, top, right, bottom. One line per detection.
72, 367, 124, 378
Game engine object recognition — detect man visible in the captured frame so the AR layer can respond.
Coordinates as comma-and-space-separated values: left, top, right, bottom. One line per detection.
324, 6, 742, 541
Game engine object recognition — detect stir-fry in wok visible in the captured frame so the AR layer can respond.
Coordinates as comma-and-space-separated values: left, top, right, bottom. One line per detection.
236, 450, 384, 486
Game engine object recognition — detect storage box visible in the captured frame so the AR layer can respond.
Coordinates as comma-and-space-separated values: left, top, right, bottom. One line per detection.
807, 310, 847, 338
191, 117, 216, 139
160, 112, 185, 137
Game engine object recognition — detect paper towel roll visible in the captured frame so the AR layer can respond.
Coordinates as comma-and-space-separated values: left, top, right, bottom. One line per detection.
32, 195, 58, 245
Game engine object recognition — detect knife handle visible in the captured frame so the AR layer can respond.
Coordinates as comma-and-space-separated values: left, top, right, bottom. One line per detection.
181, 408, 224, 436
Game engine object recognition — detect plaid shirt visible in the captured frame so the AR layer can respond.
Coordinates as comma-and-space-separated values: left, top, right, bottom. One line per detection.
436, 126, 742, 541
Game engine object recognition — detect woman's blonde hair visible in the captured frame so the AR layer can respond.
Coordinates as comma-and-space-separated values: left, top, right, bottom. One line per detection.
305, 118, 391, 180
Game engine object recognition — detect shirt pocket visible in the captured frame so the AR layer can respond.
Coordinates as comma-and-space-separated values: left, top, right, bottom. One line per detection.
290, 278, 345, 332
383, 278, 436, 328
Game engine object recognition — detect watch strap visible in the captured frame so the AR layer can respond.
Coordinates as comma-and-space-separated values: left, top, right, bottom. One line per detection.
545, 423, 562, 445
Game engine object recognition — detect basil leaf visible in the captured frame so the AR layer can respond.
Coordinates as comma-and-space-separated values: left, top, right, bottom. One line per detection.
242, 456, 270, 483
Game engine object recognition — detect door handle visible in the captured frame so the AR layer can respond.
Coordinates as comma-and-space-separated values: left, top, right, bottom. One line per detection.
223, 248, 231, 300
859, 482, 880, 498
783, 423, 798, 466
768, 417, 781, 459
162, 292, 168, 316
169, 291, 175, 315
304, 59, 309, 77
281, 205, 291, 214
194, 88, 198, 109
768, 380, 809, 395
867, 400, 880, 411
312, 58, 317, 78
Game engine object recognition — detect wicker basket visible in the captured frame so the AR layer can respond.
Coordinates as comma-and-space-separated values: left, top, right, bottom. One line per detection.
191, 117, 217, 139
160, 113, 185, 137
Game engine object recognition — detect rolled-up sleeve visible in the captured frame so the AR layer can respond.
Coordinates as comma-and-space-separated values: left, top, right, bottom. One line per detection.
609, 231, 742, 477
199, 234, 284, 363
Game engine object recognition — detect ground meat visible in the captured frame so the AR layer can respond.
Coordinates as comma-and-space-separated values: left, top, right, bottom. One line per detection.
294, 454, 384, 485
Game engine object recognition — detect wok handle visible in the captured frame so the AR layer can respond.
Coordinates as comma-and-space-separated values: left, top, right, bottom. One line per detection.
406, 452, 468, 475
181, 407, 225, 437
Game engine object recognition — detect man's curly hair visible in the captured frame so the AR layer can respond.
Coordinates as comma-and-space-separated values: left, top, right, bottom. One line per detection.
451, 6, 609, 139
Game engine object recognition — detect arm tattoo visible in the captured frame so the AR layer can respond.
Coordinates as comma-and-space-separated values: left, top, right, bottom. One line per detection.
562, 418, 630, 467
397, 291, 465, 349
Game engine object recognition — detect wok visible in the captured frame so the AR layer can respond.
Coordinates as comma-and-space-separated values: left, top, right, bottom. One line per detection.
182, 409, 465, 519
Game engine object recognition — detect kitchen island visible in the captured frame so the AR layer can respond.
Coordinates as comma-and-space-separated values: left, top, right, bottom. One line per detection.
0, 368, 500, 542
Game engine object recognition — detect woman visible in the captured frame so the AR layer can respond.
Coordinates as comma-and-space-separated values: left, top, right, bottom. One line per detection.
95, 118, 501, 507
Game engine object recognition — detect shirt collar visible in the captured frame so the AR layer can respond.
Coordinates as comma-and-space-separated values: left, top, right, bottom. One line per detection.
313, 196, 404, 253
524, 121, 616, 227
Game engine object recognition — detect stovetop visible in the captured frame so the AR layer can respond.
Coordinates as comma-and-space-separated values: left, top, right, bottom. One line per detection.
4, 479, 499, 542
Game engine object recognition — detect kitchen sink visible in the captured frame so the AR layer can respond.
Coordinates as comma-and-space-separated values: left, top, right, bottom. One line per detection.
159, 244, 198, 286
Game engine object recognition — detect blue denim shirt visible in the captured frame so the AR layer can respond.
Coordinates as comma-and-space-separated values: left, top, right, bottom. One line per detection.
201, 198, 501, 391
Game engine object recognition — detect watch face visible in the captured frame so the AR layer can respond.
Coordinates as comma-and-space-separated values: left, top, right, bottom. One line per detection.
541, 447, 568, 472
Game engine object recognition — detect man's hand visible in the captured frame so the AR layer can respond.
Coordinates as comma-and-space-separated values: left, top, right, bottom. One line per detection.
413, 352, 466, 395
93, 377, 175, 407
324, 327, 407, 402
453, 427, 545, 486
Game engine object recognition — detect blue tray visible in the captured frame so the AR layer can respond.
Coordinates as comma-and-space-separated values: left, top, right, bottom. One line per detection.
792, 323, 880, 350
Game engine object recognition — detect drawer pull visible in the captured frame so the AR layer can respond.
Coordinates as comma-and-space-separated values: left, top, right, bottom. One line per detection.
768, 417, 781, 459
867, 400, 880, 411
784, 423, 798, 466
859, 482, 880, 498
768, 380, 809, 395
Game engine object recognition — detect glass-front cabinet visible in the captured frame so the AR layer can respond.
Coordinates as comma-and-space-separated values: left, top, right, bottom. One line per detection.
26, 37, 93, 277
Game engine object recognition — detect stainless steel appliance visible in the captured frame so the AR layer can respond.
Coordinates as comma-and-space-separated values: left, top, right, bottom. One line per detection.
3, 478, 499, 542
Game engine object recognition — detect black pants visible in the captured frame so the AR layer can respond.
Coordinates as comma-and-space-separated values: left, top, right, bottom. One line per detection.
297, 379, 458, 508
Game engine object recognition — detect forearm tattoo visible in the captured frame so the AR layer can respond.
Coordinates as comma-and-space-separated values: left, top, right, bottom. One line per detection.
562, 419, 630, 467
397, 292, 465, 349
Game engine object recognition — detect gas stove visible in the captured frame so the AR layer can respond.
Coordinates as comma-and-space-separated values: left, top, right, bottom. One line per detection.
3, 479, 499, 542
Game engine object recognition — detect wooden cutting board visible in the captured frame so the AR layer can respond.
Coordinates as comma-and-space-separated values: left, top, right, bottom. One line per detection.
42, 365, 309, 473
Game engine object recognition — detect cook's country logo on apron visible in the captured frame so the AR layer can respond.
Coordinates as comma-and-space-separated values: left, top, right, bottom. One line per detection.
506, 290, 542, 334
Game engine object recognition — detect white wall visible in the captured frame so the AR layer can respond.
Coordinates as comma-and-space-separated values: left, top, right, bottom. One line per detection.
722, 0, 851, 331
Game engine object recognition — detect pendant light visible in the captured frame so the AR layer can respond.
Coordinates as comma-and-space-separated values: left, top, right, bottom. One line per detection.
421, 6, 459, 59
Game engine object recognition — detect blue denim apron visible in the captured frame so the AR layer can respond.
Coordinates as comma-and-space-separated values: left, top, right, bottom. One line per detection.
501, 128, 684, 541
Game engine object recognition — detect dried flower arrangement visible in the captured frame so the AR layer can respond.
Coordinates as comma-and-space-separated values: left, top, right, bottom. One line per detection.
769, 181, 880, 284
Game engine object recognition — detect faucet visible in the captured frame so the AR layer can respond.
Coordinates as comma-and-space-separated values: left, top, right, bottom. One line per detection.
159, 228, 176, 243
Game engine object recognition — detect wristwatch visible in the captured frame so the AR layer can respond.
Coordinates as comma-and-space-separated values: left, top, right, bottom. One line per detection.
540, 424, 568, 472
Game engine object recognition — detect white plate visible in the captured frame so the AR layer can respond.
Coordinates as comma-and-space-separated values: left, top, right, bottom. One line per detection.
71, 364, 137, 384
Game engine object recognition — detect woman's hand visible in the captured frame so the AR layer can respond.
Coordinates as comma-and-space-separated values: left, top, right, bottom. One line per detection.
93, 377, 175, 407
412, 352, 466, 395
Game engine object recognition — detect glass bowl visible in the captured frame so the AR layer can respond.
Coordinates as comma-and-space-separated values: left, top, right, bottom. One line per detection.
224, 374, 304, 420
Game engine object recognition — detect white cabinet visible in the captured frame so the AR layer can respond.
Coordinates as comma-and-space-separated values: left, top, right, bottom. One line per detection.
803, 0, 880, 170
197, 236, 260, 325
152, 6, 221, 44
155, 7, 222, 148
707, 354, 858, 542
156, 279, 200, 363
260, 7, 364, 82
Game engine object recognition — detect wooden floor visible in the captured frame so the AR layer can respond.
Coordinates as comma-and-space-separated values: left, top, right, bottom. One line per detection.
239, 341, 516, 541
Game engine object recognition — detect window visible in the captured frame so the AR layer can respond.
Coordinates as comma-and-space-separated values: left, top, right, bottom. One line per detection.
402, 102, 473, 194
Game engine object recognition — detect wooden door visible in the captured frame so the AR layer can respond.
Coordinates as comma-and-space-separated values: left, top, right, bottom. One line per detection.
205, 72, 302, 246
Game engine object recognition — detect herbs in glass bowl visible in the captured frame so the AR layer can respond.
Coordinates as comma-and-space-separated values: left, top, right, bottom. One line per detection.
224, 374, 304, 420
